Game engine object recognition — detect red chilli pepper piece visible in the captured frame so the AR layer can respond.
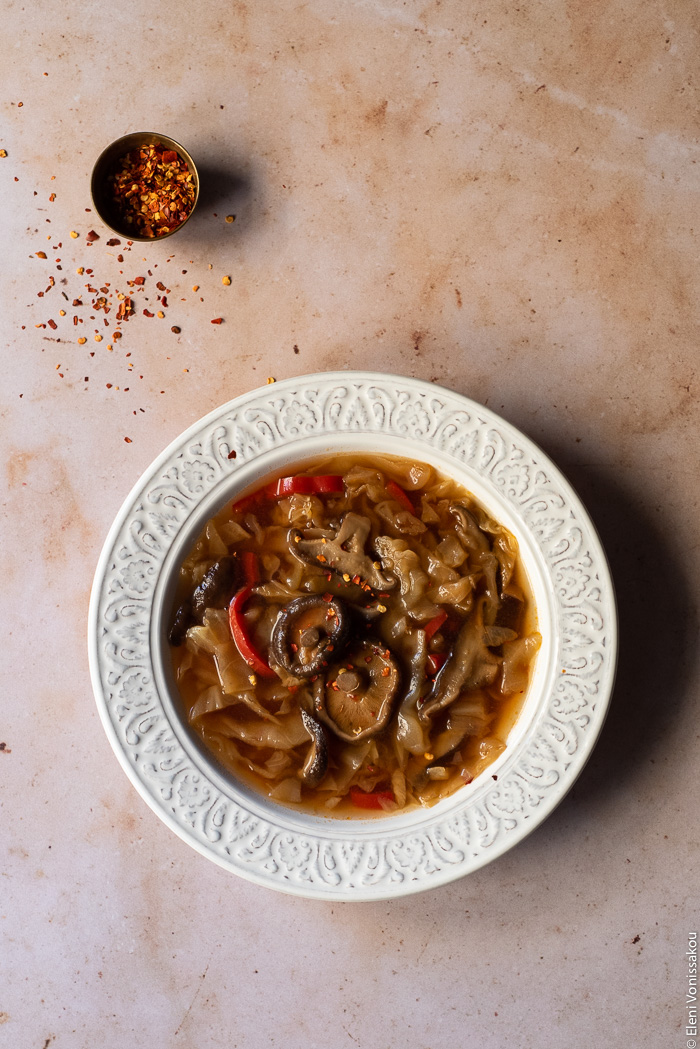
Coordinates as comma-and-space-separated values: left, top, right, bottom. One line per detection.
386, 479, 415, 514
231, 491, 263, 514
427, 652, 448, 676
309, 475, 345, 494
424, 609, 448, 640
228, 587, 276, 678
240, 551, 259, 587
349, 786, 394, 810
265, 474, 344, 498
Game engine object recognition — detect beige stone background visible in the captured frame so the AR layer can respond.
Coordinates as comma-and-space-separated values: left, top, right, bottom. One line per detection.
1, 1, 698, 1046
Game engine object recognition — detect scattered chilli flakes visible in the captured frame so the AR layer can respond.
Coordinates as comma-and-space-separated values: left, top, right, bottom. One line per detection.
28, 211, 242, 397
106, 143, 195, 238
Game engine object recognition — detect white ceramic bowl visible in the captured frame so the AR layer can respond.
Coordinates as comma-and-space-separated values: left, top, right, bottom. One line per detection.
88, 372, 617, 900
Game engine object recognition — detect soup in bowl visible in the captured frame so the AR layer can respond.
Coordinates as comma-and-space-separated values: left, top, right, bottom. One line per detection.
167, 453, 541, 817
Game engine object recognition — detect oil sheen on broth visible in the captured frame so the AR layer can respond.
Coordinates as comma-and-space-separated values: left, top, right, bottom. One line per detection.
169, 454, 541, 816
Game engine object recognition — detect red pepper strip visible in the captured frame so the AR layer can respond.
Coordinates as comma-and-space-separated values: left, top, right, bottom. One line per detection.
233, 475, 343, 511
386, 479, 415, 514
231, 491, 263, 514
424, 609, 448, 640
427, 652, 448, 676
306, 474, 345, 494
240, 551, 259, 587
229, 587, 276, 677
266, 474, 344, 498
349, 786, 394, 809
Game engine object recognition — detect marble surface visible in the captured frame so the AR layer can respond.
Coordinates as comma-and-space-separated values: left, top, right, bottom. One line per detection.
2, 1, 698, 1046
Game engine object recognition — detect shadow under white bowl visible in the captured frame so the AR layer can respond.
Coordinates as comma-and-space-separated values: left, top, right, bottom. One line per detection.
88, 372, 617, 900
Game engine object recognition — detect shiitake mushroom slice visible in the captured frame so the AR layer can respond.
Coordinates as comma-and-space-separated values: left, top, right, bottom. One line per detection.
313, 637, 401, 743
270, 595, 350, 677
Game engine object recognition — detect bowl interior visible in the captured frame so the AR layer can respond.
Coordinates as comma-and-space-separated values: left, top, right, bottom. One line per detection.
150, 432, 557, 834
90, 132, 199, 242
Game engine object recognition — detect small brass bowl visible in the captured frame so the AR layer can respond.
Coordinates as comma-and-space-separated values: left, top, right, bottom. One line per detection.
90, 132, 199, 242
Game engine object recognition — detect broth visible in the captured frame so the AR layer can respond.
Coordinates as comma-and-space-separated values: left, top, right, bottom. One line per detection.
169, 454, 540, 816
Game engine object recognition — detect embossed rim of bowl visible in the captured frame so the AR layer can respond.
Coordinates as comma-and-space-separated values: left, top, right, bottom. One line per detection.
88, 371, 617, 900
90, 132, 199, 242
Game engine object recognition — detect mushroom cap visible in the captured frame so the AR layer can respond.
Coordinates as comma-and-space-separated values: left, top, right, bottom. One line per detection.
418, 597, 501, 721
314, 638, 401, 743
270, 594, 350, 677
191, 556, 238, 619
169, 555, 238, 646
289, 512, 397, 591
168, 601, 194, 646
299, 709, 329, 787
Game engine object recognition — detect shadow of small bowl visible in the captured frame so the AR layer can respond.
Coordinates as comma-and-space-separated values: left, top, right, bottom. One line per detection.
90, 132, 199, 243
